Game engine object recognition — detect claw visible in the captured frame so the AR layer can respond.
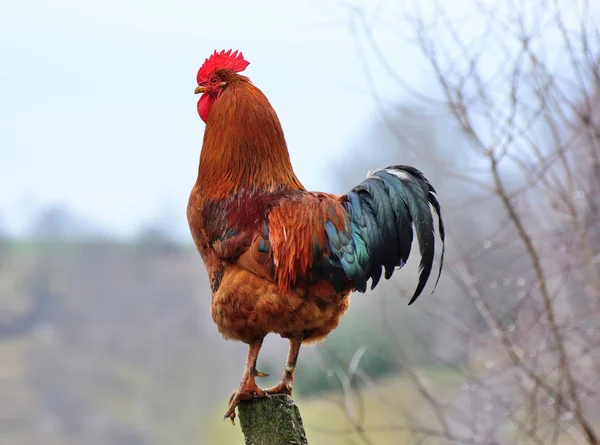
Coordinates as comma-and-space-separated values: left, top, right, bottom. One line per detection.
223, 380, 266, 424
224, 410, 236, 425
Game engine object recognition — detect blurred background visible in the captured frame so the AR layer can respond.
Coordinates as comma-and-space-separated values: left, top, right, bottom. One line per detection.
2, 0, 600, 444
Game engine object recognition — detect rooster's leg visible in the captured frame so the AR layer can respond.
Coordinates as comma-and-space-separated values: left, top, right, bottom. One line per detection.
265, 336, 303, 397
224, 339, 266, 424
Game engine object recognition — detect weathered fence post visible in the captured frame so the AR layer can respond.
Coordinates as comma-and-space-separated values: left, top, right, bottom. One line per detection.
238, 395, 308, 445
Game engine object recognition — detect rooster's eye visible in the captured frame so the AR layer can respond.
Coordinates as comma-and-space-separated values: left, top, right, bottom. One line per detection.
210, 77, 218, 84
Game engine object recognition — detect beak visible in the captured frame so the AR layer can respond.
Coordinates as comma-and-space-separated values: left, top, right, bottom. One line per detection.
194, 85, 206, 94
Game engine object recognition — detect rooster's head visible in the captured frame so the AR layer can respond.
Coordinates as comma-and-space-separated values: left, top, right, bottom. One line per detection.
195, 49, 250, 122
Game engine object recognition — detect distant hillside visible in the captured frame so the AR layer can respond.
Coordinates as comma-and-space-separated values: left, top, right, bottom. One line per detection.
0, 238, 451, 445
0, 239, 238, 445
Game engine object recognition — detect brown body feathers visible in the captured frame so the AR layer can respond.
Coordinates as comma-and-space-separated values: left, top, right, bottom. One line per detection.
188, 71, 352, 344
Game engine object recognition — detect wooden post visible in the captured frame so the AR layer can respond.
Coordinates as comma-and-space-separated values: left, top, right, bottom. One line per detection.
238, 395, 308, 445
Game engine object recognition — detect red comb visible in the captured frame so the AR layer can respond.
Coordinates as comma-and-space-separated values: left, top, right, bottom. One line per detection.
197, 49, 250, 83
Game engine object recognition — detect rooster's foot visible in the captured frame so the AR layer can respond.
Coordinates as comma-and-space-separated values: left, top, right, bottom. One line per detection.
223, 379, 266, 424
264, 380, 293, 397
264, 363, 295, 397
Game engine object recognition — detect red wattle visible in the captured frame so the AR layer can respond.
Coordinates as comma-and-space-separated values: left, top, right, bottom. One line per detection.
197, 94, 214, 123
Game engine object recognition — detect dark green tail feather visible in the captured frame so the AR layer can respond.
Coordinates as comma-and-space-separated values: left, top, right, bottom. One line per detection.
328, 165, 445, 304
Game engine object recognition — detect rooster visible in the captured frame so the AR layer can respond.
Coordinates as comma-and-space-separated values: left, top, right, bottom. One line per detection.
187, 49, 445, 423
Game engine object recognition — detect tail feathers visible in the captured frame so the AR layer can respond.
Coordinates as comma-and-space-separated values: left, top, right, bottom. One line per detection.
333, 165, 445, 304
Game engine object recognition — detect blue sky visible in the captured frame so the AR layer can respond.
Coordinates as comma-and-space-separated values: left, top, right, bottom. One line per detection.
1, 0, 405, 237
4, 0, 595, 237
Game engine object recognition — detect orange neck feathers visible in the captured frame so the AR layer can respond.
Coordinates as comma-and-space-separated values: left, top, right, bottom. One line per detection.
196, 78, 304, 200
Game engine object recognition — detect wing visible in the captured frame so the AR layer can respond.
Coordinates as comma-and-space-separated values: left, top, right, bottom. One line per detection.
203, 189, 350, 294
201, 188, 284, 282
